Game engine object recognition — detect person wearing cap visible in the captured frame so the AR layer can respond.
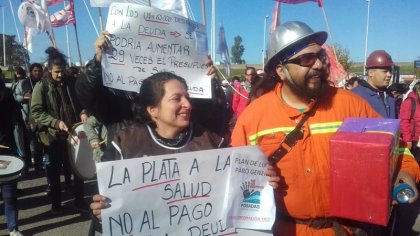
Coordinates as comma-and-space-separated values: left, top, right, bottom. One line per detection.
351, 50, 396, 118
230, 21, 420, 235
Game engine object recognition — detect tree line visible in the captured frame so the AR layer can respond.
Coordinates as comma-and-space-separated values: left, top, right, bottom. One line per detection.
0, 34, 29, 69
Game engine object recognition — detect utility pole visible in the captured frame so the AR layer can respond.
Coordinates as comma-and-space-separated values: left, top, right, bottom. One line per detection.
1, 5, 6, 67
363, 0, 371, 76
262, 15, 269, 68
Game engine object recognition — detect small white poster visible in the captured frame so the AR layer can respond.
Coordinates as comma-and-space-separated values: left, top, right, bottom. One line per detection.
103, 3, 211, 98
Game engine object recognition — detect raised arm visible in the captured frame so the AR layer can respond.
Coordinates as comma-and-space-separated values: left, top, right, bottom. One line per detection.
75, 31, 134, 126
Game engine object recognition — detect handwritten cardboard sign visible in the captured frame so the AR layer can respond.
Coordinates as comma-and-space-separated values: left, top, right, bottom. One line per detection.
90, 0, 146, 8
96, 146, 275, 236
102, 3, 211, 98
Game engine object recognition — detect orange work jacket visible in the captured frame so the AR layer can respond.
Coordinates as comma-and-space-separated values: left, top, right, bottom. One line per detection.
231, 83, 420, 236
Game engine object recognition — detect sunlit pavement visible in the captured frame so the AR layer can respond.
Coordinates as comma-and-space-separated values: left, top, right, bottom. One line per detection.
0, 168, 99, 236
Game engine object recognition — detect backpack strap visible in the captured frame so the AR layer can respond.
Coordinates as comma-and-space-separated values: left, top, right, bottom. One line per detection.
268, 101, 318, 165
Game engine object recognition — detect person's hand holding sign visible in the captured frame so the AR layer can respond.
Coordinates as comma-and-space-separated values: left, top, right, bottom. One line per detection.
91, 194, 110, 220
266, 165, 280, 189
205, 55, 218, 80
94, 31, 111, 62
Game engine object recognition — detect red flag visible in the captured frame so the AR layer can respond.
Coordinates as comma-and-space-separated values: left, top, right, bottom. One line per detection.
322, 44, 347, 87
50, 0, 75, 27
47, 0, 65, 6
275, 0, 323, 7
270, 1, 281, 34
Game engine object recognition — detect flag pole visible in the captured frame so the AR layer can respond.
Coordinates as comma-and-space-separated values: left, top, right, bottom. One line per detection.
320, 5, 338, 63
42, 0, 57, 48
23, 27, 30, 71
1, 5, 6, 67
46, 31, 57, 48
8, 0, 21, 43
73, 24, 83, 68
65, 24, 71, 65
211, 0, 216, 60
9, 0, 29, 70
262, 15, 269, 68
98, 8, 104, 32
72, 0, 83, 67
201, 0, 206, 26
363, 0, 371, 76
64, 1, 71, 66
82, 0, 99, 36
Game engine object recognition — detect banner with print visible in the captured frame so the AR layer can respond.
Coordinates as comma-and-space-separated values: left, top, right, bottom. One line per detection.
96, 146, 275, 236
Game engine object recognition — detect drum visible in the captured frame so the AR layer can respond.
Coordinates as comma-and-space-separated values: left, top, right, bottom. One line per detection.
68, 123, 97, 180
0, 155, 25, 184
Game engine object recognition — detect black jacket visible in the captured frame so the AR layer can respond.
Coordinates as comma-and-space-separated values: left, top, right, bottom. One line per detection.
75, 58, 228, 140
0, 82, 23, 155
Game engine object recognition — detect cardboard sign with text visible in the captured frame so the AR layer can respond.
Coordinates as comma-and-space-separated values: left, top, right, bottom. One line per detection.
96, 146, 275, 235
103, 3, 211, 98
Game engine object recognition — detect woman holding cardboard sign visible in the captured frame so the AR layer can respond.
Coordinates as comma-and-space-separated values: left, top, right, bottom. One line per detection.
77, 31, 230, 143
77, 32, 280, 235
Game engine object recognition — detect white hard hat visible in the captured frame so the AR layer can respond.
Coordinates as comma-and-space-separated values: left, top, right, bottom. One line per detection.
265, 21, 327, 72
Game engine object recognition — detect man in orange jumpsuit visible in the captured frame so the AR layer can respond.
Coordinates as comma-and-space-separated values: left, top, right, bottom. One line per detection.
230, 21, 420, 235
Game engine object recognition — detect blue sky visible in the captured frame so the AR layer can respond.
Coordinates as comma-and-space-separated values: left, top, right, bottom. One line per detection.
1, 0, 419, 65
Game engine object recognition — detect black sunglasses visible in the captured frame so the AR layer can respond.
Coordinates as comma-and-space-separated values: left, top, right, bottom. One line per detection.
284, 49, 327, 67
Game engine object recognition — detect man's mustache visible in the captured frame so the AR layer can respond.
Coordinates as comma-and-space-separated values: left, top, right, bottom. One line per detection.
307, 71, 325, 78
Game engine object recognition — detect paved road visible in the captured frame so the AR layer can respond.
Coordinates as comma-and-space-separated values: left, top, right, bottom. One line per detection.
0, 168, 100, 236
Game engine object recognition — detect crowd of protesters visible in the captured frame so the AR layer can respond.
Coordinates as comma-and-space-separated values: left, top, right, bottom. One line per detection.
0, 20, 420, 236
0, 53, 97, 235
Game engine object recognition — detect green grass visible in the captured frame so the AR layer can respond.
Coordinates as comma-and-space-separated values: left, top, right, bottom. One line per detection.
349, 62, 415, 74
0, 66, 14, 83
218, 62, 417, 81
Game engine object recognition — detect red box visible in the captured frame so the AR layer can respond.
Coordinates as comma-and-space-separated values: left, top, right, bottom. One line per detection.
329, 118, 400, 226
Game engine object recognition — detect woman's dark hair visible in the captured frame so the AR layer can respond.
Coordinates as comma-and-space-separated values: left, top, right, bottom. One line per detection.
345, 76, 361, 88
29, 63, 43, 73
14, 66, 26, 79
131, 72, 188, 125
412, 82, 420, 93
231, 76, 240, 83
388, 83, 409, 96
45, 47, 67, 68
